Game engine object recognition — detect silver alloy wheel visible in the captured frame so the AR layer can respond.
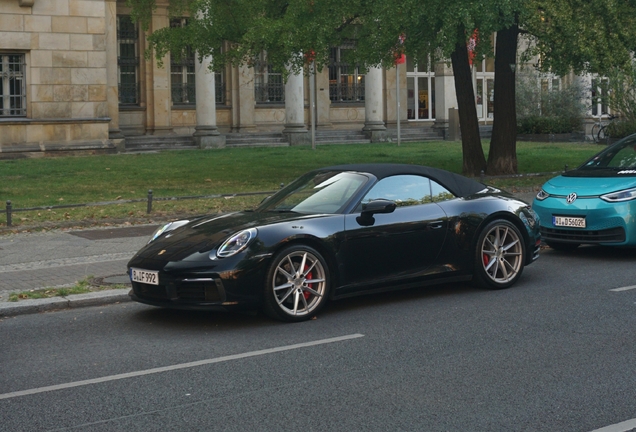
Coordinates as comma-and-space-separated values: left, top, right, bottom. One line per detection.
480, 224, 523, 284
271, 250, 327, 317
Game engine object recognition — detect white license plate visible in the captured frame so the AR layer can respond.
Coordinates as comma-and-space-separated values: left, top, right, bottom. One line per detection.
553, 216, 586, 228
130, 268, 159, 285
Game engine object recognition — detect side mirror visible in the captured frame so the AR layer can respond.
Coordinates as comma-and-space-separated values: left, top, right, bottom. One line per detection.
361, 199, 397, 215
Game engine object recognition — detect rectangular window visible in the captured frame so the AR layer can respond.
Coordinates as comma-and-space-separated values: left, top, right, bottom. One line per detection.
215, 70, 225, 104
117, 16, 140, 105
329, 44, 364, 103
170, 19, 196, 105
254, 52, 284, 104
591, 78, 609, 117
0, 54, 26, 117
406, 57, 435, 120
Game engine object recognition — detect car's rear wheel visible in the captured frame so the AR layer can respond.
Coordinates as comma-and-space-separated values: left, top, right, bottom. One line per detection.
474, 219, 525, 290
262, 245, 330, 322
546, 241, 580, 251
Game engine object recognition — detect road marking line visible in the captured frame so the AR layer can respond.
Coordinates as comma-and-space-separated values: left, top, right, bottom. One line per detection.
590, 418, 636, 432
0, 333, 364, 401
609, 285, 636, 292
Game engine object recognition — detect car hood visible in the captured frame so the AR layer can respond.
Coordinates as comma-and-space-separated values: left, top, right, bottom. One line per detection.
542, 175, 636, 196
135, 211, 325, 262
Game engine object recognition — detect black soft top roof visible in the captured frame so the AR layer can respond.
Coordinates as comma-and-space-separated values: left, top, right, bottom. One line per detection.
321, 163, 486, 198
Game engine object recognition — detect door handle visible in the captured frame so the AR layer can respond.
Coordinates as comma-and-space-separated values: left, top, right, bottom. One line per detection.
427, 221, 444, 230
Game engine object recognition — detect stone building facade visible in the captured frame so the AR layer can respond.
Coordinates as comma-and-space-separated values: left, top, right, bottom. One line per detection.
0, 0, 114, 157
0, 0, 599, 158
0, 0, 463, 158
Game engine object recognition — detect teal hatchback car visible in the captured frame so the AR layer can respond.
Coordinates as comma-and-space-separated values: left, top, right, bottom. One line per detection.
533, 133, 636, 250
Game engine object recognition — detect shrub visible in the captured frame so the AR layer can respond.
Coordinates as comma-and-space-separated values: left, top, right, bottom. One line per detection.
517, 115, 580, 134
605, 119, 636, 139
599, 62, 636, 125
516, 70, 586, 134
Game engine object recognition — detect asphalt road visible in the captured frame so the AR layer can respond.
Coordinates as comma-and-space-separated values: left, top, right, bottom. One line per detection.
1, 246, 636, 432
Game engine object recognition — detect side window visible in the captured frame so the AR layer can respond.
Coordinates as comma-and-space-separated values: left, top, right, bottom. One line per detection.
362, 175, 432, 208
431, 180, 455, 202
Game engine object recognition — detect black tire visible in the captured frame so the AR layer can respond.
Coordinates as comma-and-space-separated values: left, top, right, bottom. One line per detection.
597, 124, 607, 143
473, 219, 526, 290
546, 241, 580, 251
262, 245, 330, 322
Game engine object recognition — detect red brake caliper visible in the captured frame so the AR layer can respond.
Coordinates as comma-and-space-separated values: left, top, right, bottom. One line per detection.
483, 254, 489, 266
303, 266, 312, 300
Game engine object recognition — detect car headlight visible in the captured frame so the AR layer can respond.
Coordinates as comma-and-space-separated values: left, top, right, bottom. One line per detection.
216, 228, 257, 258
601, 187, 636, 202
148, 220, 190, 244
536, 189, 550, 201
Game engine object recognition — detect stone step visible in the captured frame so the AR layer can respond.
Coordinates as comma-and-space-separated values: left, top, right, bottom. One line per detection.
387, 128, 443, 142
124, 136, 197, 152
225, 136, 288, 144
315, 130, 369, 144
226, 141, 290, 148
225, 132, 289, 148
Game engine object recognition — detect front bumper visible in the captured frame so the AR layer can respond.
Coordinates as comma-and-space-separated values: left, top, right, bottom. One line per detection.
127, 253, 271, 310
130, 275, 231, 310
533, 196, 635, 245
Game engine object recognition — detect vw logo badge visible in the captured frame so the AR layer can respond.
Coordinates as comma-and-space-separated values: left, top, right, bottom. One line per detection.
566, 193, 577, 204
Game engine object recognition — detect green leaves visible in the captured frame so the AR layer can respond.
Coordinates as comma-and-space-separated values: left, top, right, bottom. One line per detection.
522, 0, 636, 75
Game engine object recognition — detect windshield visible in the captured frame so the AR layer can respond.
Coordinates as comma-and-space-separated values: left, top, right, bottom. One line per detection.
571, 135, 636, 176
257, 171, 369, 214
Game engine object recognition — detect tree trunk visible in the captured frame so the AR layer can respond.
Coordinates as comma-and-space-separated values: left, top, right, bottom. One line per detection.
450, 37, 486, 176
487, 23, 519, 175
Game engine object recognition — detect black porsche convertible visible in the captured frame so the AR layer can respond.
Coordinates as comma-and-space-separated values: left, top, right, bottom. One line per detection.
128, 164, 541, 322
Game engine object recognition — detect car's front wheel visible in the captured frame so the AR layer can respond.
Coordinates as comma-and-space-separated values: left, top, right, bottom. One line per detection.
474, 219, 525, 290
263, 245, 330, 322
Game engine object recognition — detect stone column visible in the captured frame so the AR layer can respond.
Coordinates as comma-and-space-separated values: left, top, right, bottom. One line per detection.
193, 54, 225, 148
146, 7, 172, 135
433, 61, 458, 140
282, 65, 308, 145
105, 0, 124, 147
363, 66, 388, 142
315, 68, 332, 128
235, 64, 256, 132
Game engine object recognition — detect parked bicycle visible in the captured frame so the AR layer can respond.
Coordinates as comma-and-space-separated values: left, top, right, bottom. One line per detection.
591, 113, 619, 143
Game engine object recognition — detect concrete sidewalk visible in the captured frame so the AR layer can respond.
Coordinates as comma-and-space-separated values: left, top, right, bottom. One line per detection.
0, 190, 539, 318
0, 224, 157, 317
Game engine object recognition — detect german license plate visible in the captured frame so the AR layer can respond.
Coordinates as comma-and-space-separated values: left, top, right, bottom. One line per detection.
553, 216, 586, 228
130, 268, 159, 285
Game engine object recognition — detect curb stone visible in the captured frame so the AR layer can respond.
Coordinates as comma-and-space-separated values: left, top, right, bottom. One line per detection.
0, 289, 131, 318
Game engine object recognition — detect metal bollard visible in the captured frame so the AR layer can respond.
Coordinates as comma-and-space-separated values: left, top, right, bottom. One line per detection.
6, 200, 12, 227
280, 183, 284, 189
480, 170, 485, 182
147, 190, 153, 214
564, 164, 568, 172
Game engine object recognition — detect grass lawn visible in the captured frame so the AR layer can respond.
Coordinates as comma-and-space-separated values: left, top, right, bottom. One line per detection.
0, 140, 601, 230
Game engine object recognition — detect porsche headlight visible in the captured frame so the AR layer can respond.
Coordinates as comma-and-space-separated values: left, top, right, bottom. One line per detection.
216, 228, 257, 258
535, 189, 550, 201
148, 220, 189, 244
601, 187, 636, 202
